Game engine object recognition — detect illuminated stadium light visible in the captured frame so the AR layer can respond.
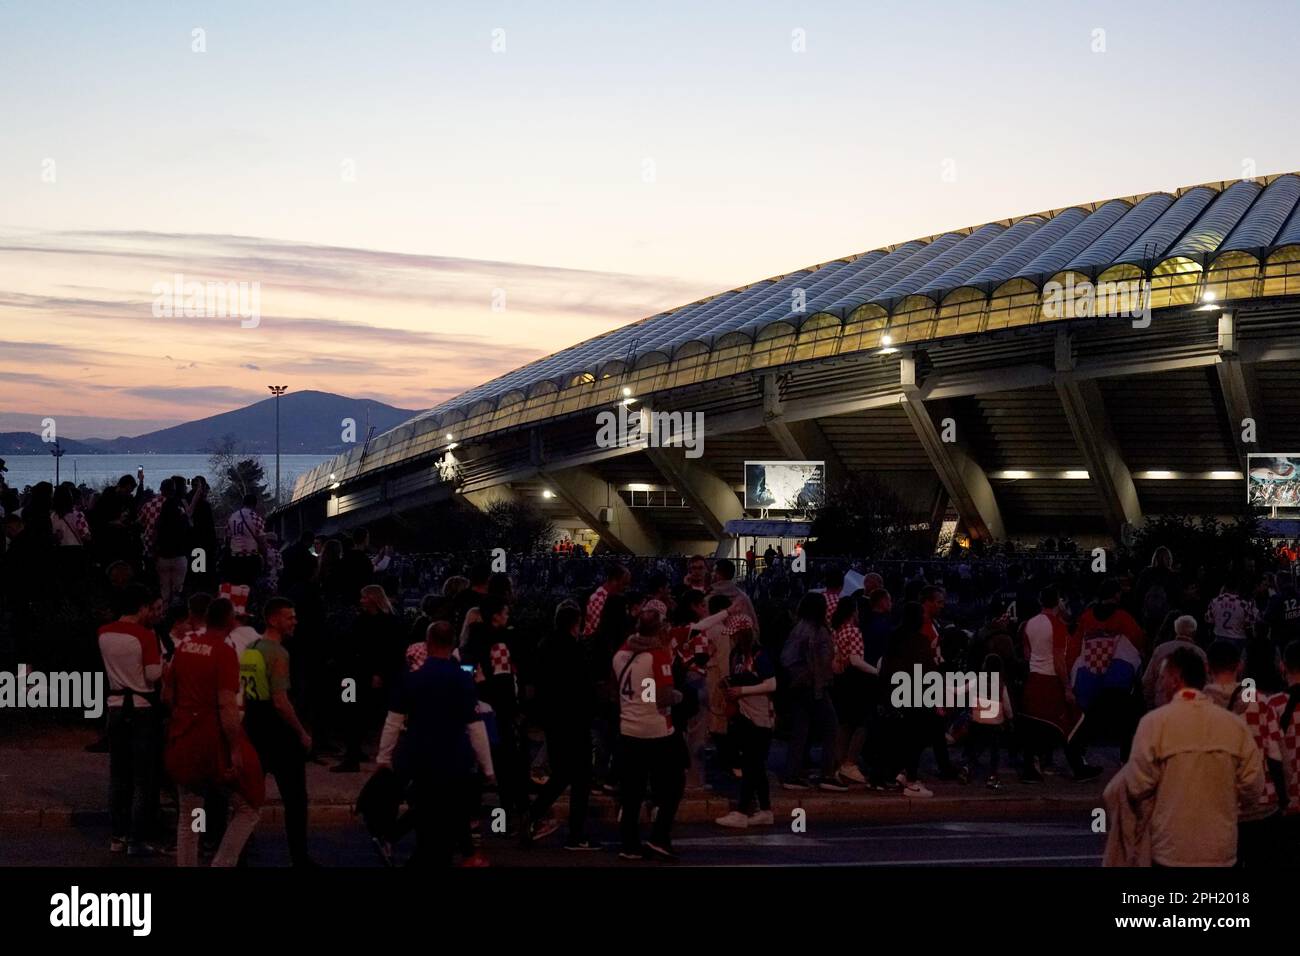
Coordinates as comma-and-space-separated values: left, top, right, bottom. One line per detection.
542, 489, 555, 498
881, 334, 893, 347
445, 433, 454, 441
1203, 290, 1216, 302
1138, 470, 1178, 479
992, 470, 1090, 479
1208, 470, 1244, 480
622, 387, 633, 397
626, 483, 655, 492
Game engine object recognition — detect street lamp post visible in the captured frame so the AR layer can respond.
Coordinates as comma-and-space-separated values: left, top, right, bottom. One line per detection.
267, 385, 288, 503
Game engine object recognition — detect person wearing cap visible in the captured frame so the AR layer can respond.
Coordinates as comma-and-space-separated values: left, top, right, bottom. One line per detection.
715, 614, 776, 828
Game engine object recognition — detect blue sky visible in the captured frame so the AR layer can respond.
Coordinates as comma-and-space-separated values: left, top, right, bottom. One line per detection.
1, 0, 1297, 433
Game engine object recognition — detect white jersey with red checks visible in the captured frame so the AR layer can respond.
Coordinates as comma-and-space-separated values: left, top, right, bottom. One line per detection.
613, 643, 674, 738
1230, 688, 1285, 814
583, 586, 610, 637
1267, 689, 1300, 815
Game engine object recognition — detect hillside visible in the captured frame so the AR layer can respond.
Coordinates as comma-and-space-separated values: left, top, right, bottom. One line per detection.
91, 391, 418, 455
0, 433, 107, 455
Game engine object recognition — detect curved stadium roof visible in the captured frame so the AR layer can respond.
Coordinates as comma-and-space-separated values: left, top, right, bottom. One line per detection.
292, 171, 1300, 502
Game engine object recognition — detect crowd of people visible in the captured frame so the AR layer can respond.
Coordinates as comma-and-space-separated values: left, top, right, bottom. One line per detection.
2, 468, 1299, 868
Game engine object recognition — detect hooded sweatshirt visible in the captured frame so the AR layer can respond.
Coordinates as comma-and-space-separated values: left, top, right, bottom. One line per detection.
612, 632, 682, 739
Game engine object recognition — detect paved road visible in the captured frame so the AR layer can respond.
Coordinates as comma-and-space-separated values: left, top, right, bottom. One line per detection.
1, 818, 1105, 868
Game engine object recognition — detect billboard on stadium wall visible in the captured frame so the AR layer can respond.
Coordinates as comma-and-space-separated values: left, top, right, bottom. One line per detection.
744, 460, 825, 511
1247, 454, 1300, 507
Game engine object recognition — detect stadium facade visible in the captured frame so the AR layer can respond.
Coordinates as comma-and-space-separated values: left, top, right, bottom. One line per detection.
276, 172, 1300, 555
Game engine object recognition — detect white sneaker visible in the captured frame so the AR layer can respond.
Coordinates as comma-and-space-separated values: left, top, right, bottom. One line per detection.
747, 810, 775, 826
838, 764, 867, 784
903, 782, 933, 798
715, 811, 750, 829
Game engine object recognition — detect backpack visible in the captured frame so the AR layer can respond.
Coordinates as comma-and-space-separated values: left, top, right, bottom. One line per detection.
779, 624, 813, 690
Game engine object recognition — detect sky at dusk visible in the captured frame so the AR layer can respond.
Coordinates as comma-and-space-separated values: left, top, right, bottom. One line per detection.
3, 0, 1299, 437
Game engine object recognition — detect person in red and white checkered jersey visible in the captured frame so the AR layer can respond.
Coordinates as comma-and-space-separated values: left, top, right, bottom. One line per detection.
51, 485, 92, 546
464, 594, 526, 821
1204, 640, 1289, 866
134, 489, 166, 557
830, 596, 878, 787
661, 592, 725, 673
832, 609, 865, 675
662, 591, 729, 790
583, 563, 630, 637
1268, 642, 1300, 856
820, 566, 845, 628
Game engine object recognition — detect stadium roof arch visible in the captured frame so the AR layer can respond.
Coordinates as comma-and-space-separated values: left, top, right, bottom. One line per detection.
279, 171, 1300, 554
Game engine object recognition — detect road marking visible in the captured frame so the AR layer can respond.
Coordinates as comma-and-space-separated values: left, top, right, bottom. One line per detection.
712, 853, 1101, 867
675, 834, 830, 847
677, 827, 1099, 846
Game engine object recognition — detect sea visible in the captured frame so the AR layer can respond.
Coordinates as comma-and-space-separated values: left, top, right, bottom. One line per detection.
0, 454, 331, 495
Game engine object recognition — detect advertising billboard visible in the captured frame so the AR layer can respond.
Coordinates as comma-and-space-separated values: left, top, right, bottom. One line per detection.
1247, 454, 1300, 507
744, 460, 825, 511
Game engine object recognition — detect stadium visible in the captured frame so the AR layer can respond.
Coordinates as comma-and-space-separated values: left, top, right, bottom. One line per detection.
277, 172, 1300, 556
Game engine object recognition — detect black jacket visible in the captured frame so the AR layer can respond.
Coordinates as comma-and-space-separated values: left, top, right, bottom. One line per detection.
534, 629, 594, 729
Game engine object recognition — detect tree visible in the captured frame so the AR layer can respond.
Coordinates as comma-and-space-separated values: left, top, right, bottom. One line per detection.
428, 498, 554, 554
482, 499, 555, 554
207, 434, 269, 518
807, 473, 929, 558
1126, 512, 1276, 582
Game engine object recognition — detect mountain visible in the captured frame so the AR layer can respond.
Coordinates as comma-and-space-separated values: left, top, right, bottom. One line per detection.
90, 391, 418, 455
0, 433, 108, 455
